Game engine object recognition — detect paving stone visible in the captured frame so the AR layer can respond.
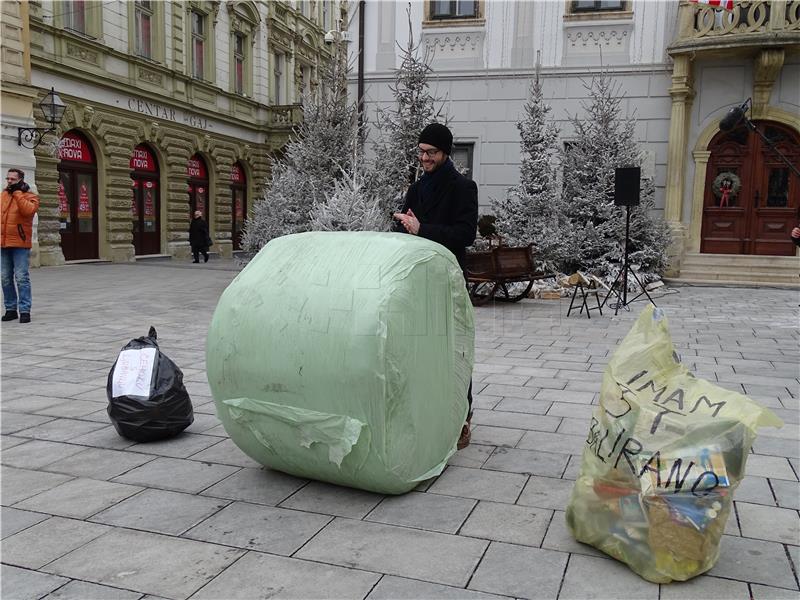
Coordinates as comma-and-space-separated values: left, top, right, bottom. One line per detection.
469, 425, 524, 448
182, 413, 222, 435
34, 399, 107, 419
534, 388, 595, 405
2, 396, 67, 413
200, 466, 307, 505
365, 491, 476, 534
745, 454, 798, 481
659, 575, 750, 599
1, 412, 55, 435
750, 583, 800, 599
448, 443, 494, 468
481, 373, 532, 386
429, 465, 527, 503
296, 518, 487, 587
460, 500, 551, 546
42, 580, 143, 600
0, 439, 87, 470
0, 434, 28, 449
3, 381, 97, 400
516, 430, 586, 456
43, 447, 155, 480
505, 366, 559, 378
709, 535, 798, 589
187, 437, 260, 467
1, 506, 49, 539
15, 477, 142, 519
737, 501, 800, 545
192, 551, 380, 600
112, 457, 239, 493
546, 402, 596, 420
517, 475, 576, 510
473, 408, 561, 432
468, 541, 567, 599
367, 575, 507, 600
771, 479, 800, 509
493, 397, 552, 415
90, 488, 229, 535
734, 475, 778, 505
45, 528, 243, 600
69, 425, 138, 450
0, 564, 69, 600
752, 434, 800, 459
541, 510, 604, 558
278, 480, 383, 518
1, 466, 73, 505
127, 432, 220, 459
14, 417, 107, 442
557, 417, 592, 436
480, 384, 536, 399
483, 447, 569, 478
184, 500, 331, 554
2, 516, 111, 569
558, 554, 659, 599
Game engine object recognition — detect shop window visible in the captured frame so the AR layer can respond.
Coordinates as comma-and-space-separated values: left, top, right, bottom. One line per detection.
134, 1, 153, 58
569, 1, 627, 13
191, 10, 207, 80
452, 143, 474, 180
430, 0, 479, 20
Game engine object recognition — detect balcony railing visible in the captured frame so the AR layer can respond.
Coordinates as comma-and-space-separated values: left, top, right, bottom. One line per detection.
267, 104, 303, 128
670, 0, 800, 54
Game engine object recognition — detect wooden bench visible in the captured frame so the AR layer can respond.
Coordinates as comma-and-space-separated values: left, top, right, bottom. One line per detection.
465, 245, 554, 306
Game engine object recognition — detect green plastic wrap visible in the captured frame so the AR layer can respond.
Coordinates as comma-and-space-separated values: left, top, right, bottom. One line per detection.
206, 231, 474, 494
566, 305, 783, 583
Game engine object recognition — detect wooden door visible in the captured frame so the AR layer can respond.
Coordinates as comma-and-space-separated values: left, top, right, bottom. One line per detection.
132, 178, 160, 255
702, 121, 800, 256
58, 167, 99, 261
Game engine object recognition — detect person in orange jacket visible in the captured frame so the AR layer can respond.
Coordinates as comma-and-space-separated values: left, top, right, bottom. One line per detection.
1, 169, 40, 323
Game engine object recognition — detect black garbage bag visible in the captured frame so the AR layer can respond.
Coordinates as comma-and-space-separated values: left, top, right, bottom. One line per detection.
107, 326, 193, 442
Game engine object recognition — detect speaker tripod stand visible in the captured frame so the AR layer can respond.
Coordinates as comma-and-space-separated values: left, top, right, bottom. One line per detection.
600, 203, 656, 316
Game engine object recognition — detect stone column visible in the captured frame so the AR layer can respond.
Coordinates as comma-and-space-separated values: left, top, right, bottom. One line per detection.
103, 124, 137, 263
663, 54, 694, 276
212, 145, 235, 258
31, 150, 64, 266
163, 140, 192, 259
689, 150, 711, 253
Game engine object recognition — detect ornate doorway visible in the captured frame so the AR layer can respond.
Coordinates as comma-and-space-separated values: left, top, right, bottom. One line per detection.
58, 131, 99, 261
701, 121, 800, 256
187, 154, 210, 222
231, 162, 247, 251
130, 144, 161, 256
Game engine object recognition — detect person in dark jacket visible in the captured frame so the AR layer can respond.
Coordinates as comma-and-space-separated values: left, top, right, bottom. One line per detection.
393, 122, 479, 450
792, 225, 800, 247
189, 211, 210, 263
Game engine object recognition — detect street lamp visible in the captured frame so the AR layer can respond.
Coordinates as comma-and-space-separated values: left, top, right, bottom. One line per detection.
17, 87, 67, 149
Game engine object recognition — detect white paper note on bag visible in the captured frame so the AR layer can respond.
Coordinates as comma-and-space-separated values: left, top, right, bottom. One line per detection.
112, 347, 157, 397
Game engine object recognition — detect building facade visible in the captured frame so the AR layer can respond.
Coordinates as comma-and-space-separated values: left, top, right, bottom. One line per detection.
349, 0, 799, 284
3, 0, 341, 266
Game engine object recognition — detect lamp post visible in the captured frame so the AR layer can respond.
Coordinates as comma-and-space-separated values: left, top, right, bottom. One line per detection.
17, 87, 67, 149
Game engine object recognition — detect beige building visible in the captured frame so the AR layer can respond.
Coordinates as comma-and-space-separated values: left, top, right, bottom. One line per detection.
3, 0, 341, 266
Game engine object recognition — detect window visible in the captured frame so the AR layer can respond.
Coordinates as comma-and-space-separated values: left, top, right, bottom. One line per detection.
273, 53, 284, 103
571, 1, 625, 12
64, 0, 87, 33
233, 32, 245, 94
322, 1, 331, 31
134, 1, 153, 58
431, 1, 478, 20
451, 143, 474, 180
191, 11, 206, 80
300, 66, 312, 98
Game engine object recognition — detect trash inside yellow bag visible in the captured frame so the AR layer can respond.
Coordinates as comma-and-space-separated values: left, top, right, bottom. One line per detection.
206, 231, 474, 495
566, 305, 782, 583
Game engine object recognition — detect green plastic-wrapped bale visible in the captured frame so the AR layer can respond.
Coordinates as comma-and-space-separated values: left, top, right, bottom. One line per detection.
206, 231, 474, 494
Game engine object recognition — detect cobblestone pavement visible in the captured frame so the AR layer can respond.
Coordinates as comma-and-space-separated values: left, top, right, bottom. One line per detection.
2, 260, 798, 600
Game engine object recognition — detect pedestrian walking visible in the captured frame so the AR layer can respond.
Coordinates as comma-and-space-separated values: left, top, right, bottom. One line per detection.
189, 210, 211, 263
393, 122, 479, 449
1, 169, 39, 323
791, 225, 800, 247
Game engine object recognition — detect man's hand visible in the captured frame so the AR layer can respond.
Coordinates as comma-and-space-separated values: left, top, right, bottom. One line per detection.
392, 209, 420, 235
792, 227, 800, 239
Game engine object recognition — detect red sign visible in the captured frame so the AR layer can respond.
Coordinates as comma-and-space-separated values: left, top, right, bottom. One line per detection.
58, 132, 94, 163
144, 189, 155, 216
235, 197, 243, 219
130, 145, 157, 172
78, 182, 91, 219
187, 156, 207, 179
131, 195, 138, 217
58, 181, 69, 217
231, 164, 245, 184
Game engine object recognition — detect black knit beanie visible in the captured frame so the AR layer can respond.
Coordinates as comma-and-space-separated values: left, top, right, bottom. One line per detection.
418, 123, 453, 156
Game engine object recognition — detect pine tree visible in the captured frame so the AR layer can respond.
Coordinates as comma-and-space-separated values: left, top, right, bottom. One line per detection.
368, 4, 447, 215
241, 49, 361, 253
561, 72, 670, 281
491, 73, 567, 273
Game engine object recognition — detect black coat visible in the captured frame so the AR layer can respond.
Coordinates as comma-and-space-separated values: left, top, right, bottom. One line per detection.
394, 164, 479, 269
189, 217, 210, 251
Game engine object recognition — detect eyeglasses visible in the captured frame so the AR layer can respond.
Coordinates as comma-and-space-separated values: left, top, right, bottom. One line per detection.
417, 148, 441, 158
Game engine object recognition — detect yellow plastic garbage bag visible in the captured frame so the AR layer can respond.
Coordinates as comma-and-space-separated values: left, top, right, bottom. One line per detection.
206, 231, 474, 494
566, 305, 782, 583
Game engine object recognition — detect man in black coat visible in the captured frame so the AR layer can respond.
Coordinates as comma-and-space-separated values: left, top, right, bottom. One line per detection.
393, 122, 479, 449
189, 210, 210, 263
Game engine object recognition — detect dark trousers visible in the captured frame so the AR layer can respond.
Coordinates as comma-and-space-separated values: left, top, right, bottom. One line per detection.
467, 380, 473, 420
192, 248, 209, 262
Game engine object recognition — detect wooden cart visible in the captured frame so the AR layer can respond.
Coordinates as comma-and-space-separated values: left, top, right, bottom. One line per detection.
465, 245, 553, 306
